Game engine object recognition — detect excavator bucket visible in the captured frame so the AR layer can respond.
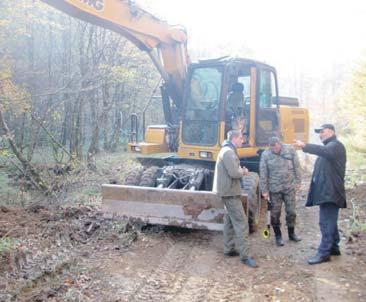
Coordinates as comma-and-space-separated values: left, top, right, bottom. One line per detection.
102, 184, 247, 231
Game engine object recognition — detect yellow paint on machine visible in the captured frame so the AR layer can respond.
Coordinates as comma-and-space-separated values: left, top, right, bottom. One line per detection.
279, 106, 309, 146
128, 126, 169, 154
178, 121, 263, 161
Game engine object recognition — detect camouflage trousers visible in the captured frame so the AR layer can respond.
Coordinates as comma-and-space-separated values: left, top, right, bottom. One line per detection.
222, 196, 250, 260
270, 189, 297, 228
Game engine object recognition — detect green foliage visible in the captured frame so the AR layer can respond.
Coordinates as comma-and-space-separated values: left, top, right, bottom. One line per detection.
337, 59, 366, 164
348, 198, 366, 233
345, 168, 366, 189
0, 2, 33, 116
0, 77, 31, 115
0, 237, 16, 254
350, 216, 366, 233
0, 148, 10, 157
0, 172, 8, 186
0, 170, 19, 206
0, 0, 162, 165
81, 187, 99, 197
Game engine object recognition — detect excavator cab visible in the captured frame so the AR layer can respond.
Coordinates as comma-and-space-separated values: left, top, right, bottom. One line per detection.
177, 57, 291, 165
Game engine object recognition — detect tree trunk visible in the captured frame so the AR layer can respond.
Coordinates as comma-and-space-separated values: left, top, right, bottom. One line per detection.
87, 94, 100, 164
109, 109, 122, 151
0, 107, 49, 193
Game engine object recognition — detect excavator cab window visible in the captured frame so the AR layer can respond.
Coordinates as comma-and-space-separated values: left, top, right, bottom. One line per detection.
182, 67, 223, 146
225, 68, 251, 144
256, 69, 279, 145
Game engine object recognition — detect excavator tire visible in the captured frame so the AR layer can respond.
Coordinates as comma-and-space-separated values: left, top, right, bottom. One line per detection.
241, 172, 261, 233
139, 166, 161, 187
124, 168, 143, 186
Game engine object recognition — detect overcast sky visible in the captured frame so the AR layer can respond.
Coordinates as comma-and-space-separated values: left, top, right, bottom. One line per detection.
140, 0, 366, 77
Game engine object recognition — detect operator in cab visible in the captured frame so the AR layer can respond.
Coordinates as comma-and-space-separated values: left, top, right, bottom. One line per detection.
226, 82, 247, 141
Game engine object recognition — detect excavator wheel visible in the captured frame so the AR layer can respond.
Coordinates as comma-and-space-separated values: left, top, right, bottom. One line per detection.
241, 172, 261, 233
139, 166, 161, 187
124, 168, 143, 186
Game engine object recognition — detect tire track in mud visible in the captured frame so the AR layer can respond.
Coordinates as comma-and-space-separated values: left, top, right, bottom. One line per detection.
5, 244, 79, 301
127, 234, 207, 302
134, 232, 251, 302
203, 258, 252, 302
170, 235, 247, 302
171, 237, 221, 302
173, 259, 246, 302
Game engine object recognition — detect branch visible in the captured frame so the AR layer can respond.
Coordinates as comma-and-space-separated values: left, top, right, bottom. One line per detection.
0, 106, 50, 193
29, 111, 74, 159
7, 156, 46, 193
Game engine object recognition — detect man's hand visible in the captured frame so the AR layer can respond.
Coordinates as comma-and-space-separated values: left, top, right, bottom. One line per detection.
293, 140, 305, 148
240, 167, 249, 176
262, 192, 269, 200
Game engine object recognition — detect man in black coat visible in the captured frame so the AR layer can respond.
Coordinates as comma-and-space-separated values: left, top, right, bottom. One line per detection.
294, 124, 346, 265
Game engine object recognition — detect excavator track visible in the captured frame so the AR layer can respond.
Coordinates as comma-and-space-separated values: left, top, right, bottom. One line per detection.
139, 166, 161, 187
124, 168, 144, 186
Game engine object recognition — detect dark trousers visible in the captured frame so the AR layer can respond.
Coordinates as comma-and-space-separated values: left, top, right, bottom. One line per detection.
270, 189, 297, 228
318, 203, 340, 257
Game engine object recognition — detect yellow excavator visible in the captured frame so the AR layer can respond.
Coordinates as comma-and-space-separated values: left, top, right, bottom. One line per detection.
42, 0, 309, 231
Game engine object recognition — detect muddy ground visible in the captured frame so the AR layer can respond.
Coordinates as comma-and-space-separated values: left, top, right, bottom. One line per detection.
1, 180, 366, 302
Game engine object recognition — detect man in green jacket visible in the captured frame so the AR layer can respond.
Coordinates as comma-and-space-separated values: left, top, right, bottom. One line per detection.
259, 137, 302, 246
213, 130, 257, 268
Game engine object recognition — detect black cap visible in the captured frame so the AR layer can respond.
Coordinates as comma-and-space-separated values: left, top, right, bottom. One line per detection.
314, 123, 335, 133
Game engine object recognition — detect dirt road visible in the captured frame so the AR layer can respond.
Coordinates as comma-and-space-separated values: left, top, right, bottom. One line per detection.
1, 182, 366, 301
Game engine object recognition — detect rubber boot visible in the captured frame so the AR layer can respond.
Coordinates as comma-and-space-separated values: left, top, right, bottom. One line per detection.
288, 227, 301, 242
273, 226, 284, 246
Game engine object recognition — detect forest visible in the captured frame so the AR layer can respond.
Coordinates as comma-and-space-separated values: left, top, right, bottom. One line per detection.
1, 1, 164, 192
1, 1, 366, 301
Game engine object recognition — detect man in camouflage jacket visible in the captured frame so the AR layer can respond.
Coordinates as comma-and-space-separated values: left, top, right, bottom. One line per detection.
259, 137, 302, 246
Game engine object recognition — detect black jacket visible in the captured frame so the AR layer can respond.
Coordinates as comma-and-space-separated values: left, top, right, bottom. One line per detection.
303, 135, 347, 208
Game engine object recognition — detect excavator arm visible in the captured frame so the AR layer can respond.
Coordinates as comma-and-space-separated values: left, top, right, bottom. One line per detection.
42, 0, 189, 111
